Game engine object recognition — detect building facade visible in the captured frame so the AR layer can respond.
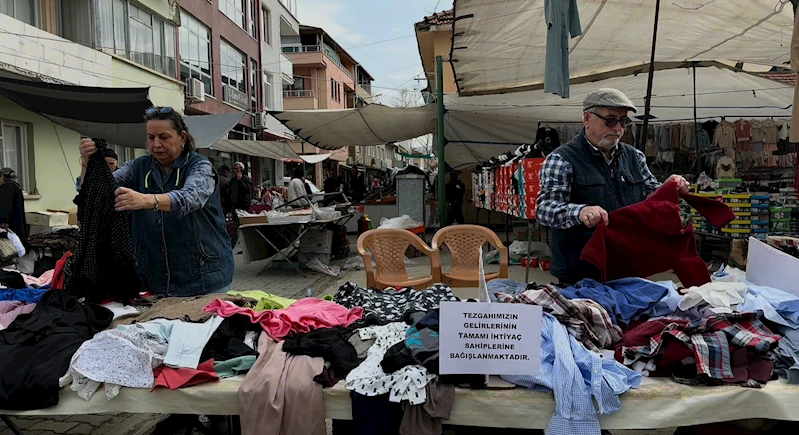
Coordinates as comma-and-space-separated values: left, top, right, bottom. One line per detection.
0, 0, 184, 212
178, 0, 299, 190
281, 25, 374, 186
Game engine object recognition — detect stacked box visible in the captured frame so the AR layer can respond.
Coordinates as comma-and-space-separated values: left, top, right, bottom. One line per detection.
519, 158, 544, 220
721, 194, 752, 239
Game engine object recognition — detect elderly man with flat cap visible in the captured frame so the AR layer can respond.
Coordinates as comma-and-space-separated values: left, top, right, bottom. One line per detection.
537, 88, 690, 284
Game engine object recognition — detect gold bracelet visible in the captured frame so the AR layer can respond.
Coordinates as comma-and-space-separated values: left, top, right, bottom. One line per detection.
153, 194, 160, 211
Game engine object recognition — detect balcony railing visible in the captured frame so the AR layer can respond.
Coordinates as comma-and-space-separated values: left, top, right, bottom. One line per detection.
283, 89, 317, 98
281, 45, 354, 80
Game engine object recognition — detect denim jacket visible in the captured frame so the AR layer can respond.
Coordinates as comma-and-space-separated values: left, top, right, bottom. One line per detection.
115, 152, 233, 296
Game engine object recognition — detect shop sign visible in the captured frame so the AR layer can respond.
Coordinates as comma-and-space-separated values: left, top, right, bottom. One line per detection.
223, 84, 248, 110
439, 301, 541, 375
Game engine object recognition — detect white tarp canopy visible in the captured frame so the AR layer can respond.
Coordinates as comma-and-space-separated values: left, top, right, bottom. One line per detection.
210, 140, 300, 161
299, 154, 333, 164
271, 104, 436, 150
442, 64, 795, 169
451, 0, 794, 95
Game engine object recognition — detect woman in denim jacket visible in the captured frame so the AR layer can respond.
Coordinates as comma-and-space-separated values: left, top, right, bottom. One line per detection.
78, 107, 233, 296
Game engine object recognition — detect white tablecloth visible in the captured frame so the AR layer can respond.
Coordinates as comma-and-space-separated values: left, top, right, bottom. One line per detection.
3, 377, 799, 429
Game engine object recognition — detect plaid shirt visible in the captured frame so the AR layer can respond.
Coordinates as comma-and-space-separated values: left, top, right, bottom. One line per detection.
495, 284, 622, 352
536, 142, 661, 229
623, 312, 781, 380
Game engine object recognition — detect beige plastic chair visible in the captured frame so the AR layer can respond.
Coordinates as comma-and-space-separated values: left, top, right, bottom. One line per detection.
357, 229, 440, 290
432, 225, 509, 287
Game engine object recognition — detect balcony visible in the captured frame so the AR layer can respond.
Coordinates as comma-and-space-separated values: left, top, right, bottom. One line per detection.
282, 89, 318, 110
279, 0, 297, 18
281, 45, 354, 80
279, 53, 294, 85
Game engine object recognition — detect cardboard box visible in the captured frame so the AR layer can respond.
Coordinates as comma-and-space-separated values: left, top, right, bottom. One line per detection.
48, 208, 78, 226
239, 215, 269, 225
27, 211, 68, 227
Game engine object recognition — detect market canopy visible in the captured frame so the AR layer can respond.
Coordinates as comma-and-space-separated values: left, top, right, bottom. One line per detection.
0, 76, 246, 149
208, 139, 300, 161
451, 0, 794, 95
442, 64, 795, 169
0, 75, 152, 147
271, 104, 436, 150
298, 154, 333, 164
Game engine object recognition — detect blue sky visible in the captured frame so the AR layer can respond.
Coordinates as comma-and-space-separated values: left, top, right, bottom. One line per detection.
295, 0, 453, 107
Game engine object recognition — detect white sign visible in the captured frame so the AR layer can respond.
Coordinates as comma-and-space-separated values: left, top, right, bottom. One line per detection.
747, 237, 799, 297
439, 301, 542, 375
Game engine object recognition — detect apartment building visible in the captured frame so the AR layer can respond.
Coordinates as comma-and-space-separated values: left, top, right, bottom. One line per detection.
414, 9, 457, 97
281, 25, 375, 186
178, 0, 299, 188
0, 0, 184, 212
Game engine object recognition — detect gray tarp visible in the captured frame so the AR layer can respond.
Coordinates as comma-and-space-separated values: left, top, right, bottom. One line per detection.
208, 139, 300, 160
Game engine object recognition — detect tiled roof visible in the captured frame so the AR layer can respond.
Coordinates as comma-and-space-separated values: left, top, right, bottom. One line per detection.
424, 9, 453, 26
757, 72, 796, 86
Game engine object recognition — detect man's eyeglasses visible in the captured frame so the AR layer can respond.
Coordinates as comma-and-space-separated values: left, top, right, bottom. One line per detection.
145, 106, 174, 116
589, 111, 631, 128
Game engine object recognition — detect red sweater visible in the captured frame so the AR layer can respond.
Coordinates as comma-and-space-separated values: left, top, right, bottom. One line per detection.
581, 180, 735, 287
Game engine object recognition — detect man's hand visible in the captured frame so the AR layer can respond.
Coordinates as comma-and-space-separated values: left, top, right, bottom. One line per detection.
666, 174, 690, 194
114, 187, 152, 211
579, 205, 609, 228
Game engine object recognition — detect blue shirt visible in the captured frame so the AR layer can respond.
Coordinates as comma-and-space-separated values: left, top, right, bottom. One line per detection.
502, 313, 641, 435
558, 278, 670, 326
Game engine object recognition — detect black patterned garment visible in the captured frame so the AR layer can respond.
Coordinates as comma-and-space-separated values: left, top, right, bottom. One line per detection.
64, 139, 139, 302
334, 282, 459, 323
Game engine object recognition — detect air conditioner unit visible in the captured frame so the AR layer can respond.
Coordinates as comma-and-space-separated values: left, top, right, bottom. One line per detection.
184, 78, 204, 102
253, 111, 267, 130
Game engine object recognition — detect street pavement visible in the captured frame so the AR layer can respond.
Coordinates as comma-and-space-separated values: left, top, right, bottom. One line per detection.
1, 246, 682, 435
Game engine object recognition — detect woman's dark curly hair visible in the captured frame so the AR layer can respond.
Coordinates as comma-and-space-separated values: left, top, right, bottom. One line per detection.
143, 107, 196, 156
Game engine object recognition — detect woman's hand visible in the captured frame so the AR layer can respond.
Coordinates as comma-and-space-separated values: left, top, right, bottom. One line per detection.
115, 187, 154, 211
79, 138, 96, 167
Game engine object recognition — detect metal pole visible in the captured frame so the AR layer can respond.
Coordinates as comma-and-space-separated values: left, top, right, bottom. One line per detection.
525, 221, 532, 283
436, 55, 447, 227
692, 61, 698, 152
639, 0, 662, 149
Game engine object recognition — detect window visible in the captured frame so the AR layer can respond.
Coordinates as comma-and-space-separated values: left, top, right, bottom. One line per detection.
0, 121, 30, 194
0, 0, 36, 26
250, 58, 259, 112
248, 0, 257, 38
219, 0, 245, 29
263, 72, 274, 110
330, 78, 341, 102
95, 0, 176, 78
110, 144, 136, 164
220, 40, 247, 93
179, 10, 212, 95
261, 7, 271, 45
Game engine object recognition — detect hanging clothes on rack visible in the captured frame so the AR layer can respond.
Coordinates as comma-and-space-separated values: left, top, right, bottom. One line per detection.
714, 120, 736, 149
735, 119, 752, 152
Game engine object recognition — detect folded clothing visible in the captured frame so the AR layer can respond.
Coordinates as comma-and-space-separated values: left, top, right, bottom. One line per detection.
558, 278, 669, 326
200, 316, 260, 363
621, 312, 780, 381
679, 281, 747, 311
227, 290, 297, 310
113, 294, 256, 326
204, 297, 364, 340
496, 285, 622, 352
118, 317, 224, 370
153, 359, 219, 390
334, 282, 459, 324
283, 326, 360, 386
213, 356, 256, 379
0, 300, 35, 328
0, 288, 48, 304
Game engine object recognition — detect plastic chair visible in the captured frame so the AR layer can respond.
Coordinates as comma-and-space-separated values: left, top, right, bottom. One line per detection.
432, 225, 509, 287
357, 229, 440, 290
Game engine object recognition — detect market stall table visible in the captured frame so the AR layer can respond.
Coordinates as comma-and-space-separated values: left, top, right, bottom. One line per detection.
3, 377, 799, 430
239, 214, 354, 276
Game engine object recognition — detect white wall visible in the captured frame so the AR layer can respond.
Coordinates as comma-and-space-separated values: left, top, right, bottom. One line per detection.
0, 14, 112, 86
261, 0, 298, 137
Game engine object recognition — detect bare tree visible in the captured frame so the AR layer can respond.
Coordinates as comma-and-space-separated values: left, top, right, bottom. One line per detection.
389, 89, 424, 108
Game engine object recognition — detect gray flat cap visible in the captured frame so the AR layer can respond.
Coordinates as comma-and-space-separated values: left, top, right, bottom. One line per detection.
583, 88, 638, 113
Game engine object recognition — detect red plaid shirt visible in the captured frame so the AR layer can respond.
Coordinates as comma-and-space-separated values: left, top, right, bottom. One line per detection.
623, 312, 780, 379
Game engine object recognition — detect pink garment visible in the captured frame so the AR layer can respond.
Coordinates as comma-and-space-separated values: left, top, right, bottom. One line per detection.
204, 298, 363, 340
238, 333, 325, 435
17, 269, 54, 287
0, 301, 36, 328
